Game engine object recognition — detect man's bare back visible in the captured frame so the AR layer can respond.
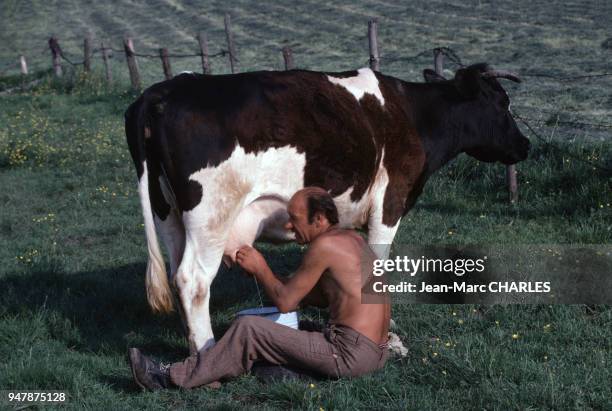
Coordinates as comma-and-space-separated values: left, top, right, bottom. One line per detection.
305, 228, 390, 344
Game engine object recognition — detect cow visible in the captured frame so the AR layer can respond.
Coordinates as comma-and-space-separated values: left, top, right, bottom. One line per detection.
124, 63, 530, 353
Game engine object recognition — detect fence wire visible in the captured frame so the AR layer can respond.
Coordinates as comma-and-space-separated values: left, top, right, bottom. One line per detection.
1, 41, 610, 174
513, 111, 611, 173
2, 42, 611, 84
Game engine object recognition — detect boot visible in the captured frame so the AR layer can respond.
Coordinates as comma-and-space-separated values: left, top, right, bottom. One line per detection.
128, 348, 173, 390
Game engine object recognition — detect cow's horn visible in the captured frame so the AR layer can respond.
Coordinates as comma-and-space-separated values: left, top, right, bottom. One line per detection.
481, 70, 522, 83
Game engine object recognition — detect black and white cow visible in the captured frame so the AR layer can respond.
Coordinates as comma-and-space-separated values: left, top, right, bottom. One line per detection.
124, 63, 530, 352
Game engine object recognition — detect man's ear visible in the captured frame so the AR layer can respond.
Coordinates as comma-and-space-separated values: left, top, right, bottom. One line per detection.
314, 212, 326, 227
454, 68, 481, 99
423, 68, 446, 83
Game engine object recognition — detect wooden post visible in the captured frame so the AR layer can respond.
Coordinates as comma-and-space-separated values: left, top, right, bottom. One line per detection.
224, 13, 238, 73
123, 36, 141, 89
160, 48, 173, 80
83, 34, 92, 72
20, 55, 28, 75
198, 31, 211, 74
495, 46, 516, 202
101, 42, 112, 83
48, 36, 63, 77
434, 48, 444, 76
282, 46, 294, 70
368, 19, 380, 71
20, 55, 28, 91
507, 165, 518, 203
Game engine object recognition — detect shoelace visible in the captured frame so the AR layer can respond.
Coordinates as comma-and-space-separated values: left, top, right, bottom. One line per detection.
159, 362, 171, 374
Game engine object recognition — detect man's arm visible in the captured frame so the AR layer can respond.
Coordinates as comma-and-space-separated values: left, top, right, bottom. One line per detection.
300, 282, 328, 308
236, 240, 331, 313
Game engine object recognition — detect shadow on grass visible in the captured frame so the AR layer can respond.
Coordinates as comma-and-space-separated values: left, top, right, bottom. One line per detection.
0, 246, 303, 358
0, 262, 179, 355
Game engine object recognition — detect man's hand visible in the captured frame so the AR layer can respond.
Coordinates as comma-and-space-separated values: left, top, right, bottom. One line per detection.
236, 245, 269, 277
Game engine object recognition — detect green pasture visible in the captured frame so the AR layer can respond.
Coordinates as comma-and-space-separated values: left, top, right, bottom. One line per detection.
0, 69, 610, 410
1, 0, 611, 409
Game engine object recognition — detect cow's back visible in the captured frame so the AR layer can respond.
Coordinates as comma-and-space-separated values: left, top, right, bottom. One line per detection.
143, 70, 399, 215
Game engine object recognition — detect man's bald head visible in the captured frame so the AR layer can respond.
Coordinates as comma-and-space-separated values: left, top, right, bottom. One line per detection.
290, 187, 339, 225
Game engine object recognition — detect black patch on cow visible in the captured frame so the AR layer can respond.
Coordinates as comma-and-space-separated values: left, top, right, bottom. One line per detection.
125, 64, 528, 228
124, 97, 145, 179
125, 91, 172, 221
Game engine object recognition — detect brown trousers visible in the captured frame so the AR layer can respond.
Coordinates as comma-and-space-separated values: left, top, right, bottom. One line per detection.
170, 315, 388, 388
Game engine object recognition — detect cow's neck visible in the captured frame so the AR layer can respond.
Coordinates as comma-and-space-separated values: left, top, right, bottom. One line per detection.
406, 82, 469, 177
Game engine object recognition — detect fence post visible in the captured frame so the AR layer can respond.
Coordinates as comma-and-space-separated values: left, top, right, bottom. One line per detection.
48, 36, 63, 77
224, 13, 238, 73
198, 31, 211, 74
497, 43, 517, 202
101, 42, 112, 83
83, 34, 92, 72
160, 48, 173, 80
368, 18, 380, 71
123, 36, 141, 89
20, 55, 28, 91
20, 55, 28, 75
434, 48, 444, 76
507, 165, 518, 203
282, 46, 294, 70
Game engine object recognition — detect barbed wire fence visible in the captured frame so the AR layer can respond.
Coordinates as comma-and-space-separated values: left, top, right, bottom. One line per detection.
1, 16, 610, 179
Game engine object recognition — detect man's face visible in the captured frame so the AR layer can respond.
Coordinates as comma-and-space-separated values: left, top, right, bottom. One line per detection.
284, 193, 314, 245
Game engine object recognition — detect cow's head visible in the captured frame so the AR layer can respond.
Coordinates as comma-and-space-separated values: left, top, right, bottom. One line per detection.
424, 63, 530, 165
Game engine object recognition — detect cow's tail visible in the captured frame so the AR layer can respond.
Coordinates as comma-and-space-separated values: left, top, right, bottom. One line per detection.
125, 96, 174, 314
139, 159, 174, 314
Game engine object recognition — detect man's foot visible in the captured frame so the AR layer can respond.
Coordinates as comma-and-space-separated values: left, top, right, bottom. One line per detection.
128, 348, 173, 390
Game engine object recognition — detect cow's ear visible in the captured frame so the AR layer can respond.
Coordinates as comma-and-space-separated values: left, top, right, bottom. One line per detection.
454, 68, 481, 99
423, 68, 446, 83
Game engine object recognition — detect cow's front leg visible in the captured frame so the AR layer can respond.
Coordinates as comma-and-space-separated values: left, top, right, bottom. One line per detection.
175, 228, 226, 354
367, 215, 401, 260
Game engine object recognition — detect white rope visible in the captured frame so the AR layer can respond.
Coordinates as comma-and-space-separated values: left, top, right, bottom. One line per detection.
253, 277, 264, 308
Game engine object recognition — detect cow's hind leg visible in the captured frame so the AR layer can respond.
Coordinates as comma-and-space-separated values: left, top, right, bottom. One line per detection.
155, 209, 185, 285
153, 208, 189, 334
176, 194, 247, 354
174, 227, 228, 354
175, 157, 253, 353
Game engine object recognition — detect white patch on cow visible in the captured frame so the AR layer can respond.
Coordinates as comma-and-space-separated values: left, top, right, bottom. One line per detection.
333, 149, 385, 229
366, 150, 402, 259
177, 145, 306, 352
184, 145, 306, 230
223, 196, 294, 266
333, 187, 371, 230
332, 149, 400, 259
326, 67, 385, 106
179, 70, 194, 75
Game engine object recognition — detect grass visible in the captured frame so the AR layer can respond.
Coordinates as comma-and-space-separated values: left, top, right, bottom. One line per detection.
0, 69, 610, 410
1, 1, 611, 137
1, 1, 611, 409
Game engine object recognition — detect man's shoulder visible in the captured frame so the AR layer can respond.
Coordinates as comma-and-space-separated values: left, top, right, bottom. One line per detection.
310, 229, 365, 252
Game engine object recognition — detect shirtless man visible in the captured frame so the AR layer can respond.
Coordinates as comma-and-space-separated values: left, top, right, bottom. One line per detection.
128, 187, 390, 390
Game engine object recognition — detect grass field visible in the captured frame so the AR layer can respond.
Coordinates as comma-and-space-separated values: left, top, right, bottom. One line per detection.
1, 1, 611, 410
